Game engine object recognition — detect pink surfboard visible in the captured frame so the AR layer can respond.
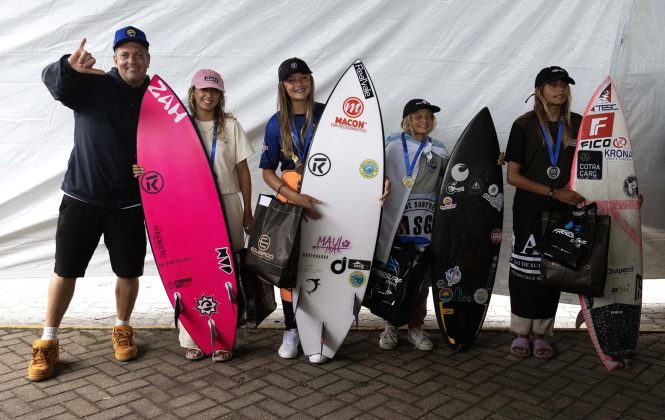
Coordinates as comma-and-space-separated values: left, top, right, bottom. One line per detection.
137, 75, 237, 355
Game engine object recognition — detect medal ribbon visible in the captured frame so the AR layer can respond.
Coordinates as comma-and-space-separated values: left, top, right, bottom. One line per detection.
208, 123, 218, 167
539, 120, 564, 170
291, 117, 314, 166
401, 133, 428, 178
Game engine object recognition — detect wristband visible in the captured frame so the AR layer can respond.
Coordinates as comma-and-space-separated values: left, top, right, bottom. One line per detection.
548, 187, 555, 198
276, 184, 286, 196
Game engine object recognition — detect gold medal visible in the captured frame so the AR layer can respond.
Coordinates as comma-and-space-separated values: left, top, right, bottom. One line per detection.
402, 176, 415, 188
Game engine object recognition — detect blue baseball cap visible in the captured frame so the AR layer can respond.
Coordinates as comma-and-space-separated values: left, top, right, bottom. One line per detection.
113, 26, 149, 50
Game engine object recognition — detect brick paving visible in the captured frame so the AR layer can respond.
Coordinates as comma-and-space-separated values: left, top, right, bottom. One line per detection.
2, 327, 665, 419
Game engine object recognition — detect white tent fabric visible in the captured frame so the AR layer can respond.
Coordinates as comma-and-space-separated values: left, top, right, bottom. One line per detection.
1, 0, 663, 286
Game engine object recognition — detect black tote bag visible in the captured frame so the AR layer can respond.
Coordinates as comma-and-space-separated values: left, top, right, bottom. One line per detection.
539, 208, 611, 297
363, 244, 430, 327
235, 249, 277, 328
245, 194, 302, 288
536, 203, 599, 269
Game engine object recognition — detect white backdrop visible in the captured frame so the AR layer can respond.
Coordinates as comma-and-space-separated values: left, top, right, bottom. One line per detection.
1, 0, 663, 286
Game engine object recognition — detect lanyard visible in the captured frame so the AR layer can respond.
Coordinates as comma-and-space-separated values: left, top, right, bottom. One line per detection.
539, 120, 564, 168
401, 133, 428, 178
291, 117, 314, 165
208, 123, 218, 167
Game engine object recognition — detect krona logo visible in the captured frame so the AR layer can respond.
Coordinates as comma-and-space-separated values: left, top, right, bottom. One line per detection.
342, 97, 364, 118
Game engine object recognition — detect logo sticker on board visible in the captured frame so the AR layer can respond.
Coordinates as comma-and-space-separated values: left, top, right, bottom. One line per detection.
451, 163, 469, 182
195, 294, 218, 316
439, 287, 453, 303
474, 288, 489, 304
305, 278, 321, 295
577, 151, 603, 180
348, 271, 366, 288
445, 266, 462, 286
215, 247, 233, 274
308, 153, 331, 176
581, 112, 614, 139
141, 171, 164, 194
342, 97, 364, 118
623, 175, 639, 197
359, 159, 379, 179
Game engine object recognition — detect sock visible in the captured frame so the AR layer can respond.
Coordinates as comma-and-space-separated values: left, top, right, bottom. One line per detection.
115, 318, 129, 327
41, 326, 58, 341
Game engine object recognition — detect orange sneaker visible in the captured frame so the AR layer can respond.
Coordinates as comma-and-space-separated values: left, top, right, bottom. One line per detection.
112, 326, 138, 361
27, 339, 59, 382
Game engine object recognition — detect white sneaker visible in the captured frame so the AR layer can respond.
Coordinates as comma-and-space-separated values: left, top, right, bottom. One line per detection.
308, 354, 329, 364
408, 328, 433, 351
278, 328, 300, 358
379, 325, 398, 350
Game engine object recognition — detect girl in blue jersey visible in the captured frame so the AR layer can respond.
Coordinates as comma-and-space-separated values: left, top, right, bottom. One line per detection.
259, 57, 327, 364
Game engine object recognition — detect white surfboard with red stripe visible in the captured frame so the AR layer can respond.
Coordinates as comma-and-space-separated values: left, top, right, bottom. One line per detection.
571, 76, 642, 371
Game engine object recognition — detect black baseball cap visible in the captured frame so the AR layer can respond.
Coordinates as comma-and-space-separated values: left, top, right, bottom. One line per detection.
113, 26, 149, 50
402, 99, 441, 119
535, 66, 575, 88
278, 57, 312, 81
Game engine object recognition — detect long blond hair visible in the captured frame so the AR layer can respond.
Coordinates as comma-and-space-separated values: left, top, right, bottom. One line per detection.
533, 85, 573, 147
277, 75, 316, 163
188, 86, 233, 139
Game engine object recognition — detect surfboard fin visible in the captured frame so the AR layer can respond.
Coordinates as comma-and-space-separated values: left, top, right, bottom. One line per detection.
293, 286, 302, 316
353, 294, 362, 329
208, 319, 218, 354
575, 310, 586, 329
225, 282, 236, 303
319, 322, 326, 356
173, 292, 183, 327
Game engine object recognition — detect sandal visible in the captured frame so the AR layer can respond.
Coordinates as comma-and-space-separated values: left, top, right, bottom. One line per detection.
211, 349, 233, 362
510, 336, 531, 358
185, 347, 205, 361
532, 339, 554, 359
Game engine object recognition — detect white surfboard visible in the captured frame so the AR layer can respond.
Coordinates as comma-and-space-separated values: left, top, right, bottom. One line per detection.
571, 76, 642, 371
293, 60, 384, 359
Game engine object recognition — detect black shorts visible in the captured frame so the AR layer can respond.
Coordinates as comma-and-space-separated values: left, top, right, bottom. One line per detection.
54, 195, 146, 278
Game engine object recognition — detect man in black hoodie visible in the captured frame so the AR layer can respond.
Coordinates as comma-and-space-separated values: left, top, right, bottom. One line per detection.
28, 26, 151, 381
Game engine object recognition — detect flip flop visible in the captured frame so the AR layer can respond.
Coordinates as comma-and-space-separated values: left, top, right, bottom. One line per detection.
185, 347, 205, 361
211, 349, 233, 362
532, 339, 554, 359
510, 336, 531, 358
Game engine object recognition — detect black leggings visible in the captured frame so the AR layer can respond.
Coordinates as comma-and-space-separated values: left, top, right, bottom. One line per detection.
282, 299, 297, 330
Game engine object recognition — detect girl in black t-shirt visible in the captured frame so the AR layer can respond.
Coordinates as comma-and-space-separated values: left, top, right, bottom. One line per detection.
504, 66, 585, 359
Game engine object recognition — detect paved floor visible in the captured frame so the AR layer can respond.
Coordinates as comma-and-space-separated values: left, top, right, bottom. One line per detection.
2, 328, 665, 419
1, 277, 664, 419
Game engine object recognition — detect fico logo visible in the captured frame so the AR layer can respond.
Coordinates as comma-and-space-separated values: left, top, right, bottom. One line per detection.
580, 112, 614, 139
343, 97, 364, 118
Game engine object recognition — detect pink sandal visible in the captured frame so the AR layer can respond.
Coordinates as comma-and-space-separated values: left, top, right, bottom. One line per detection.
510, 337, 531, 358
532, 339, 554, 359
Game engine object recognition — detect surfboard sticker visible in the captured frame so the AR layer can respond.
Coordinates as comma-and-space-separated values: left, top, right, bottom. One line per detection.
431, 108, 503, 352
571, 76, 642, 371
137, 75, 238, 355
293, 60, 384, 359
